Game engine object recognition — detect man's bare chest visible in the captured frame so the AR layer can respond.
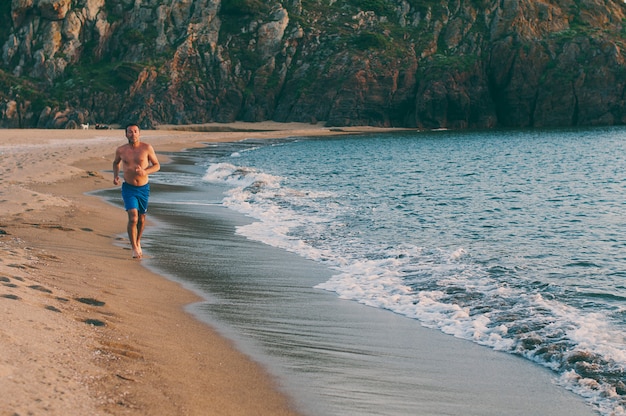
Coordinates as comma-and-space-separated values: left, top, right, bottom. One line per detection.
122, 149, 147, 165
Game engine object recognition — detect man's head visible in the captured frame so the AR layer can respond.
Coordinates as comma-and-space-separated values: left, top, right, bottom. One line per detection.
125, 124, 140, 145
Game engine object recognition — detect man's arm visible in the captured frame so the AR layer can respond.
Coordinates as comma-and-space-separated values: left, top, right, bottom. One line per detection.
144, 144, 160, 175
112, 149, 122, 185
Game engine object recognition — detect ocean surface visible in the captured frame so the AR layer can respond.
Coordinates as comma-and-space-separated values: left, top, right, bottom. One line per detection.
133, 127, 626, 415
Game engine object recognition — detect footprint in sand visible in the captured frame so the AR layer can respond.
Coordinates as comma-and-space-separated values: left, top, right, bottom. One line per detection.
75, 297, 106, 307
84, 318, 106, 326
0, 294, 20, 300
0, 276, 20, 298
45, 305, 61, 312
28, 284, 53, 293
1, 277, 68, 314
1, 274, 110, 325
76, 297, 107, 326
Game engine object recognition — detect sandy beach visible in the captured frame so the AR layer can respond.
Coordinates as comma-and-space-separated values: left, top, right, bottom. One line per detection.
0, 123, 379, 415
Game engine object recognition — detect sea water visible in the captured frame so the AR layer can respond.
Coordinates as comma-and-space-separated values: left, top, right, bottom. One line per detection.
145, 127, 626, 415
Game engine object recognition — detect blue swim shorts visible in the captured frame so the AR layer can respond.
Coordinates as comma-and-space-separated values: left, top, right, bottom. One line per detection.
121, 182, 150, 214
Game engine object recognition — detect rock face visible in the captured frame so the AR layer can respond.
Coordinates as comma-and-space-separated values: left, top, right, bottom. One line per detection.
1, 0, 626, 129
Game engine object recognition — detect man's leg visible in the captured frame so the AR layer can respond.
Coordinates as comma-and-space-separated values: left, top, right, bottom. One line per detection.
136, 213, 146, 256
126, 209, 142, 258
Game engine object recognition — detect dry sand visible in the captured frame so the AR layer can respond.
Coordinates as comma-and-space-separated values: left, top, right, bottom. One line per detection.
0, 123, 389, 416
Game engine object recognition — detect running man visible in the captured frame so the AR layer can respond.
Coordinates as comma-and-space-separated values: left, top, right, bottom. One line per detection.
112, 124, 160, 258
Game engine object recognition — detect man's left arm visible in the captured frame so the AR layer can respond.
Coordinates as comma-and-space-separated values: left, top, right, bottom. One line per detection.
145, 145, 160, 175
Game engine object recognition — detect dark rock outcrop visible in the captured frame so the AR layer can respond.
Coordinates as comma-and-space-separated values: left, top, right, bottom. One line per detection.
1, 0, 626, 129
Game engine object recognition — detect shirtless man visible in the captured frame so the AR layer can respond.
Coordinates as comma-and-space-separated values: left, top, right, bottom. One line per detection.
112, 124, 160, 258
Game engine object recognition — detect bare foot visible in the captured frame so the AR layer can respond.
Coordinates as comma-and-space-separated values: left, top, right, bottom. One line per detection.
132, 248, 142, 259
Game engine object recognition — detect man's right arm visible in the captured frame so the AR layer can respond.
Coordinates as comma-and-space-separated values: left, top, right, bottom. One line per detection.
113, 149, 122, 185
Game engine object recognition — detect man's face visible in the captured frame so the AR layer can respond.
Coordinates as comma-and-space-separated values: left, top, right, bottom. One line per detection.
126, 126, 140, 144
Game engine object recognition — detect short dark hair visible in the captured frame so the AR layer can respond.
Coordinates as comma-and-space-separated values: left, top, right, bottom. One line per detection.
125, 123, 140, 132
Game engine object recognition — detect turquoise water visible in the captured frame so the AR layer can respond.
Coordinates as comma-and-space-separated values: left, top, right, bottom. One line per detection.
146, 127, 626, 415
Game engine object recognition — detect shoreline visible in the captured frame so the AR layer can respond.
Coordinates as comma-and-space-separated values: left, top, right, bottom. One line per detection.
0, 123, 379, 415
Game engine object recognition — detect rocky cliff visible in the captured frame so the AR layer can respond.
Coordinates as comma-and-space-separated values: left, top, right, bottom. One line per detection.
2, 0, 626, 129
